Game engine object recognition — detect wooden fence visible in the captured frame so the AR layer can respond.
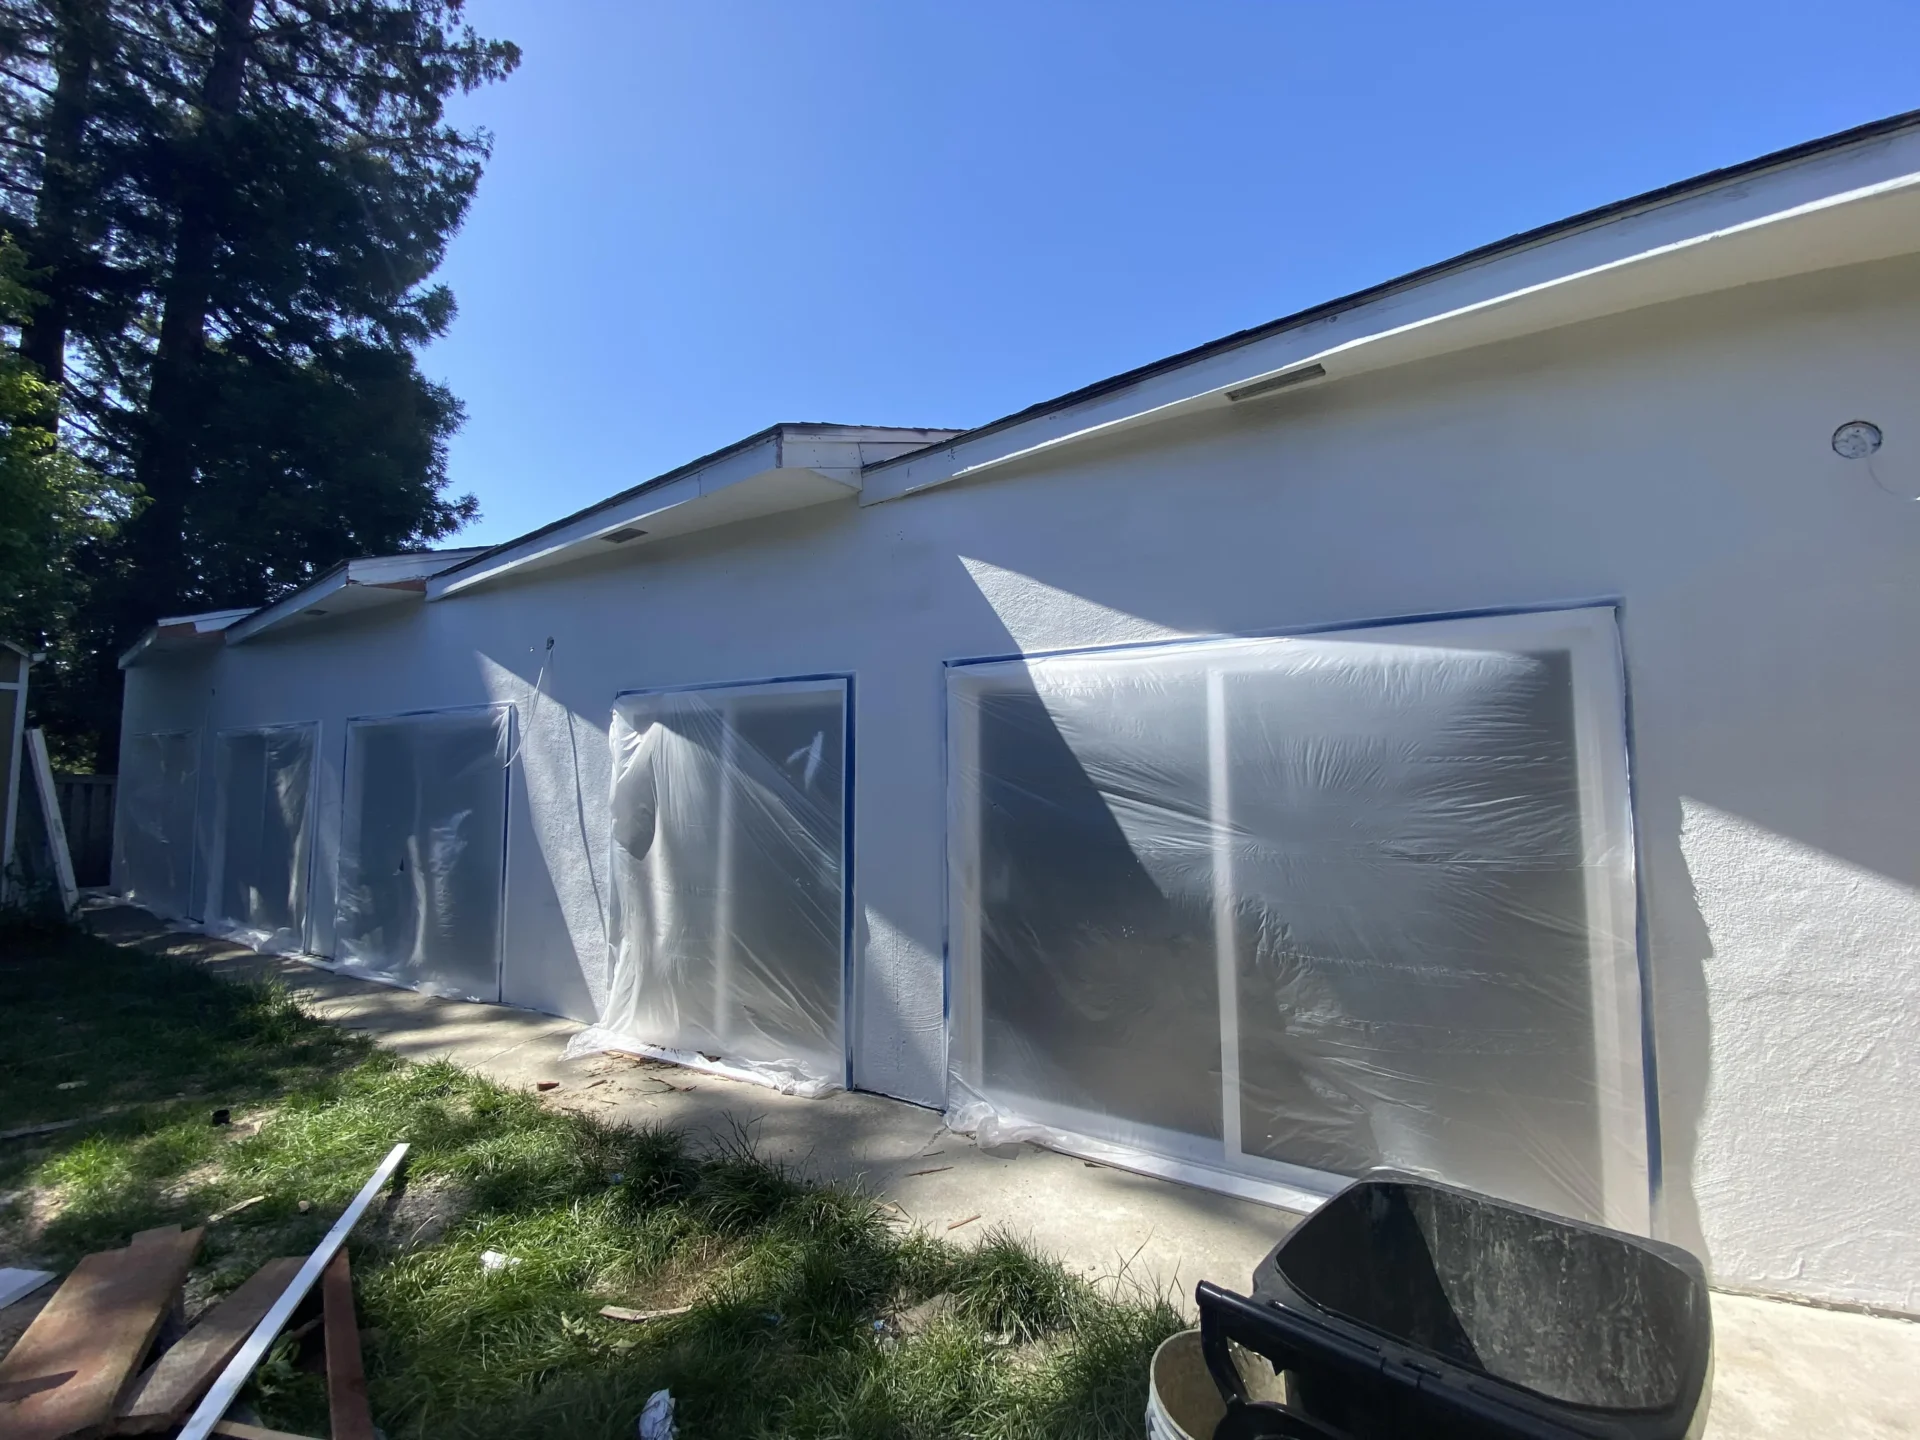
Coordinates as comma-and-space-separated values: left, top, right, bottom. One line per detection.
55, 773, 115, 887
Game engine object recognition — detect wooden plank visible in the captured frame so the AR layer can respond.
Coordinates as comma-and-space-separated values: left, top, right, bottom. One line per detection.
1, 1098, 214, 1145
178, 1144, 409, 1440
320, 1252, 373, 1440
0, 1119, 81, 1143
0, 1226, 202, 1440
211, 1422, 325, 1440
597, 1303, 691, 1324
25, 729, 77, 913
111, 1257, 304, 1434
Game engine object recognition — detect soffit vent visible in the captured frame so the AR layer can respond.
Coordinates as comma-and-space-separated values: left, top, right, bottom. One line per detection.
1225, 363, 1327, 403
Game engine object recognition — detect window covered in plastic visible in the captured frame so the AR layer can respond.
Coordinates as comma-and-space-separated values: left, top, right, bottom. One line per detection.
209, 724, 316, 953
335, 707, 510, 1000
596, 679, 848, 1094
947, 609, 1645, 1230
116, 731, 200, 919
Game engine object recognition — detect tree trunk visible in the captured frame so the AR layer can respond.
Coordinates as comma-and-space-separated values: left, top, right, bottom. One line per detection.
125, 0, 258, 617
19, 0, 104, 397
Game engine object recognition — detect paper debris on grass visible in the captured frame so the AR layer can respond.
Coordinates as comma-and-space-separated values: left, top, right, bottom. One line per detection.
480, 1250, 522, 1272
0, 1267, 55, 1311
638, 1388, 676, 1440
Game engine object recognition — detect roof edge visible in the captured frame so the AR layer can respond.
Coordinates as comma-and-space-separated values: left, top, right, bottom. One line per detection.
432, 422, 960, 588
865, 106, 1920, 475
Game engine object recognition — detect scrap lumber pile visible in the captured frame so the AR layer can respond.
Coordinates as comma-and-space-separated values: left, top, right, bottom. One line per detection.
0, 1145, 406, 1440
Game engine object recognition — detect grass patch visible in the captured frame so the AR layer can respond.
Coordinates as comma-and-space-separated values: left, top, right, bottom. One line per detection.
0, 918, 1181, 1438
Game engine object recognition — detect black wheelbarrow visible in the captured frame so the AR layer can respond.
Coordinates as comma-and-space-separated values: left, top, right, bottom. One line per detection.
1194, 1172, 1713, 1440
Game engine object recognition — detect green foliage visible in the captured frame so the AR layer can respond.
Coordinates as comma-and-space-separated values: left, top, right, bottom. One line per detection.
948, 1227, 1090, 1342
1, 925, 1185, 1439
0, 235, 136, 651
0, 1, 519, 765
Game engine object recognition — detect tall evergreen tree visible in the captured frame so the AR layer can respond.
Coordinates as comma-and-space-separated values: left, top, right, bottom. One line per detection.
0, 233, 132, 670
0, 0, 517, 765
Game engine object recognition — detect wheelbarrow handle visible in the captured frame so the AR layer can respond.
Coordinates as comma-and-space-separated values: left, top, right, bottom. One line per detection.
1195, 1282, 1354, 1439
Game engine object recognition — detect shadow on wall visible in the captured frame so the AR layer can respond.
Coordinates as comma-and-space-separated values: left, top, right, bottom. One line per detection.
479, 645, 611, 1024
930, 358, 1920, 1304
449, 295, 1920, 1305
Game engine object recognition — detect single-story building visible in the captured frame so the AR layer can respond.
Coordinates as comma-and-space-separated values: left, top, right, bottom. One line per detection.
115, 111, 1920, 1315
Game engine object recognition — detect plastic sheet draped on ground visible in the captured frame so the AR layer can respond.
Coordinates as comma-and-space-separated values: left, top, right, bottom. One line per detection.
334, 706, 510, 1001
945, 608, 1647, 1231
115, 731, 200, 919
578, 679, 848, 1095
206, 724, 317, 954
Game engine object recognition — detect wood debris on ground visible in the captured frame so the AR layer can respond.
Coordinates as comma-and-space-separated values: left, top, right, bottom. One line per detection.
209, 1421, 320, 1440
1, 1096, 216, 1147
0, 1224, 202, 1439
0, 1147, 405, 1440
319, 1252, 374, 1440
113, 1256, 303, 1433
205, 1196, 266, 1225
597, 1303, 692, 1324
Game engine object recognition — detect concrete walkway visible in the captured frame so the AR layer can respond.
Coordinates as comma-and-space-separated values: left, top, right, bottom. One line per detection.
93, 905, 1920, 1440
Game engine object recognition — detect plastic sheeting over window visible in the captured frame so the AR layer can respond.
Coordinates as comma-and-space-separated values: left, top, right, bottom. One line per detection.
335, 707, 510, 1000
947, 609, 1647, 1231
572, 679, 848, 1096
116, 731, 200, 918
208, 724, 316, 953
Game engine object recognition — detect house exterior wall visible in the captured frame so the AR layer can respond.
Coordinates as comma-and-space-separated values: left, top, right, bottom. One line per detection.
120, 252, 1920, 1312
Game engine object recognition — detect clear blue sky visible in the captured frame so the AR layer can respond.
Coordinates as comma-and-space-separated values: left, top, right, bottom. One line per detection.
430, 1, 1920, 546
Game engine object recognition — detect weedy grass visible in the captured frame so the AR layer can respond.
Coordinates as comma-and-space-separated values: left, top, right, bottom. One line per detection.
0, 920, 1182, 1438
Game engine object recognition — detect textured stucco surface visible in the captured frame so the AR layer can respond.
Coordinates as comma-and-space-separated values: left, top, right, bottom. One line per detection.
1682, 802, 1919, 1312
120, 252, 1920, 1308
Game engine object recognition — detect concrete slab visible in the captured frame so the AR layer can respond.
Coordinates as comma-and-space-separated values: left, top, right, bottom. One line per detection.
87, 902, 1920, 1439
1707, 1291, 1920, 1439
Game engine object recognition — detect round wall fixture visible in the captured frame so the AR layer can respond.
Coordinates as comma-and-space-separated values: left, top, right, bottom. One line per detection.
1832, 420, 1883, 460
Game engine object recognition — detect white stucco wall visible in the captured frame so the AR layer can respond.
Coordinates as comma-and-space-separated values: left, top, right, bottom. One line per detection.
120, 251, 1920, 1312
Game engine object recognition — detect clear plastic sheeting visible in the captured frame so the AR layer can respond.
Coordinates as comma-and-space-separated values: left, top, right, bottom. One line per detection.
116, 731, 200, 918
208, 725, 316, 953
583, 679, 848, 1095
947, 609, 1647, 1231
335, 707, 510, 1000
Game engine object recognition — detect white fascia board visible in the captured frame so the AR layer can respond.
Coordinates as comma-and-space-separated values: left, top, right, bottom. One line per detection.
225, 567, 352, 644
918, 172, 1920, 490
118, 608, 254, 669
864, 127, 1920, 503
225, 549, 489, 645
429, 432, 782, 598
347, 548, 489, 586
428, 436, 870, 599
